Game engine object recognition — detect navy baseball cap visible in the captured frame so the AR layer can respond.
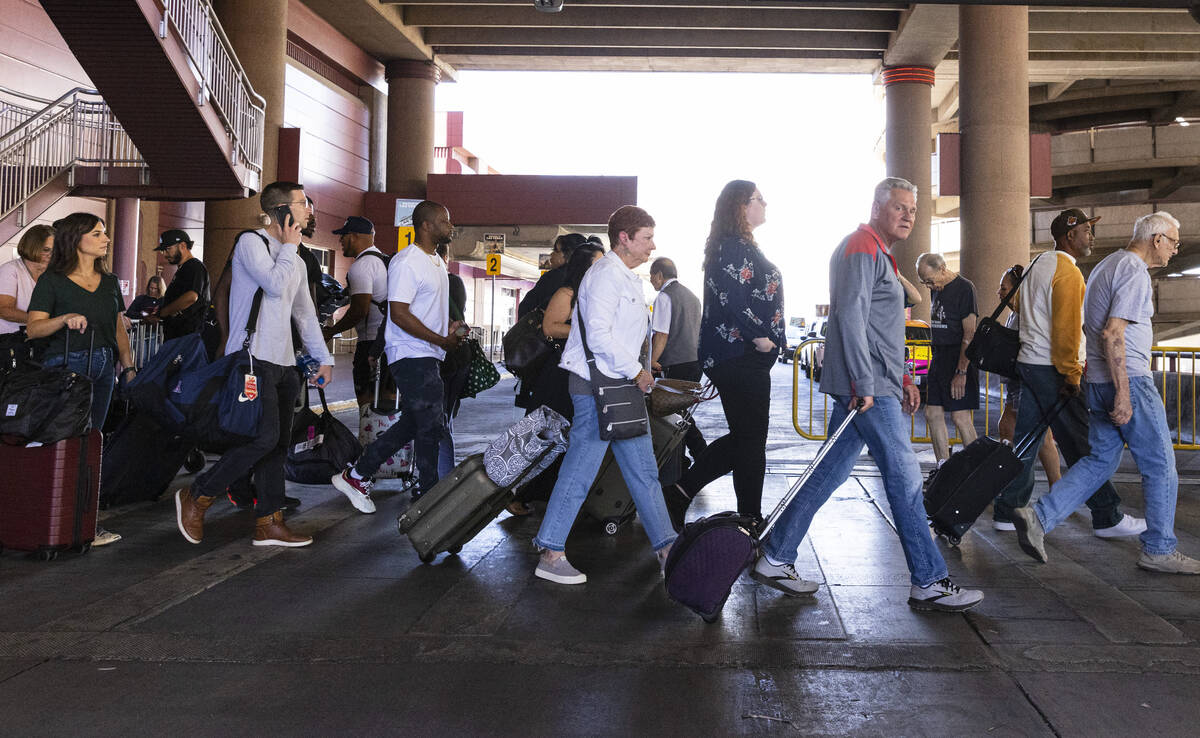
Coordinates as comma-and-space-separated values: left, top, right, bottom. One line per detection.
332, 216, 375, 235
155, 229, 192, 250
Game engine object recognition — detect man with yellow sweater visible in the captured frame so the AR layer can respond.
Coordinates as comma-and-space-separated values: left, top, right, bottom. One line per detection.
992, 209, 1145, 538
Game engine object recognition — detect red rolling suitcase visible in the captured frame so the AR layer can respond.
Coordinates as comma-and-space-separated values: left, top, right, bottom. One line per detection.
0, 430, 102, 560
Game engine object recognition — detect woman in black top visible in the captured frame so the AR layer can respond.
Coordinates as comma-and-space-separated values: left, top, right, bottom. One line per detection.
125, 275, 165, 319
665, 180, 785, 527
27, 213, 136, 435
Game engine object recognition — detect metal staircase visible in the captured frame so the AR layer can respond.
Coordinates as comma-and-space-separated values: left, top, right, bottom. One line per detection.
0, 86, 148, 244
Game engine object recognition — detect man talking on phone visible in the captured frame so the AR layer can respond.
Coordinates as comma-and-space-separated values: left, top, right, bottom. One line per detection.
175, 181, 333, 547
332, 200, 465, 513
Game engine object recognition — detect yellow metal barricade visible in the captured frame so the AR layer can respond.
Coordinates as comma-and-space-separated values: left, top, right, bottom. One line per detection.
1152, 346, 1200, 450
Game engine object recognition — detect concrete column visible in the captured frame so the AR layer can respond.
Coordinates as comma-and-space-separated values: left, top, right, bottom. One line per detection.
110, 197, 140, 301
203, 0, 289, 277
385, 60, 439, 197
959, 5, 1029, 315
360, 84, 387, 193
883, 66, 935, 322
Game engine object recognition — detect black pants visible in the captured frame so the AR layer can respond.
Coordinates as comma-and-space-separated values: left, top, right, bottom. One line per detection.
194, 360, 301, 517
678, 349, 775, 518
662, 360, 707, 459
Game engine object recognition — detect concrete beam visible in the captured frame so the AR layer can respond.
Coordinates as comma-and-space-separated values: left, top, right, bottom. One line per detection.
1045, 80, 1076, 100
935, 82, 959, 123
1150, 89, 1200, 124
404, 5, 900, 31
1031, 91, 1181, 122
423, 27, 891, 50
1150, 166, 1200, 200
1029, 10, 1198, 35
436, 52, 883, 73
296, 0, 456, 79
882, 4, 958, 67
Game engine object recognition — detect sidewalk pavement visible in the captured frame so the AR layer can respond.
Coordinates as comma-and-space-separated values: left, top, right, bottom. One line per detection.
2, 363, 1200, 735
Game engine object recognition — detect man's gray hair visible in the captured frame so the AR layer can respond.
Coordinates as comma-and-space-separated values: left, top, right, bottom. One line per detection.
873, 177, 918, 207
1132, 211, 1180, 243
916, 252, 945, 272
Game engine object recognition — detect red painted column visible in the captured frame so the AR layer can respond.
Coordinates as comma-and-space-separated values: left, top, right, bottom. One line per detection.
111, 197, 140, 301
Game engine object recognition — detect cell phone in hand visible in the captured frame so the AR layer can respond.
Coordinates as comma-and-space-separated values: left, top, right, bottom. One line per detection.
273, 205, 294, 229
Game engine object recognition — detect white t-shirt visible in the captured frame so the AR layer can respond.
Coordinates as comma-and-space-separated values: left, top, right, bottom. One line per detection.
346, 246, 389, 341
385, 244, 449, 363
650, 277, 676, 334
0, 257, 38, 333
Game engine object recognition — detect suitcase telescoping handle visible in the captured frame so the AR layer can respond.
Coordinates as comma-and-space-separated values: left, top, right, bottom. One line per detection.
759, 399, 862, 540
1012, 394, 1070, 459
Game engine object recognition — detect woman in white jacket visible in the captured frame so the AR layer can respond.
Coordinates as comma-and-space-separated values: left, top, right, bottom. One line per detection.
532, 206, 677, 585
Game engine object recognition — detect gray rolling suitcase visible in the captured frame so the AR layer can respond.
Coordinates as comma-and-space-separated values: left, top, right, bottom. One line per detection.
582, 411, 690, 535
397, 449, 553, 563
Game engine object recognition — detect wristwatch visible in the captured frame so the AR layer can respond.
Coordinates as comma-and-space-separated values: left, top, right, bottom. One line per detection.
955, 368, 968, 376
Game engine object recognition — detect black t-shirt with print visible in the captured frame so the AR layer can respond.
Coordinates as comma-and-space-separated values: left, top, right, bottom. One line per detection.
930, 275, 977, 347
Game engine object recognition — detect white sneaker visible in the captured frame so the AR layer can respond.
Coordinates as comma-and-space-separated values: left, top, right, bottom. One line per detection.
331, 468, 376, 514
749, 557, 819, 596
535, 554, 587, 585
92, 528, 122, 547
908, 577, 984, 612
992, 520, 1016, 532
1094, 515, 1147, 539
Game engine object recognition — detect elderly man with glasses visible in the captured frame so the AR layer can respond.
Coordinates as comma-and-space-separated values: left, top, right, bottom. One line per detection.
1013, 211, 1198, 574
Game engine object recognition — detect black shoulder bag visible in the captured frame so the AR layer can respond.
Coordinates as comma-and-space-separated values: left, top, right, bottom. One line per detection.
576, 300, 648, 441
965, 254, 1043, 379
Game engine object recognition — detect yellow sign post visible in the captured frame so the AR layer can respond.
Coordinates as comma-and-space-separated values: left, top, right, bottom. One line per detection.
485, 253, 502, 276
397, 227, 415, 250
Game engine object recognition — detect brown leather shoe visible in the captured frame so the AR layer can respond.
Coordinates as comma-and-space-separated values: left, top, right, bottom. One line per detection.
175, 487, 215, 544
252, 511, 313, 547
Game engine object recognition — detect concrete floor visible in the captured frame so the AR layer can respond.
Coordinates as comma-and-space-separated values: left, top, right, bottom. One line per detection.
2, 364, 1200, 736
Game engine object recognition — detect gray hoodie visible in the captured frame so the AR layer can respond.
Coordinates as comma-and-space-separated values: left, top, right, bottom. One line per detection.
819, 224, 906, 402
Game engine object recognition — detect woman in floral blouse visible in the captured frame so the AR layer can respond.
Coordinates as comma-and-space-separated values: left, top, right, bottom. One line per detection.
664, 180, 785, 527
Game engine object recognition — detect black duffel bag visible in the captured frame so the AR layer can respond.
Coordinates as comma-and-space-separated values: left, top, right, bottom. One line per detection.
0, 330, 94, 444
284, 386, 362, 484
502, 308, 559, 378
966, 255, 1041, 380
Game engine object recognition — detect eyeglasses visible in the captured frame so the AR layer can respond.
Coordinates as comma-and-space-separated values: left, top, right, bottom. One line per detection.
1156, 233, 1180, 248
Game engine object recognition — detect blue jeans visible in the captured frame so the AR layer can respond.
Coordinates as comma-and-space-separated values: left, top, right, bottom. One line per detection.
45, 347, 114, 432
994, 363, 1122, 528
438, 414, 455, 478
1034, 377, 1178, 555
761, 395, 948, 587
355, 357, 444, 495
533, 393, 677, 553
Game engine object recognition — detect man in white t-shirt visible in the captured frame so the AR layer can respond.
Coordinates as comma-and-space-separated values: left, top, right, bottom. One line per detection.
323, 216, 388, 407
331, 201, 466, 512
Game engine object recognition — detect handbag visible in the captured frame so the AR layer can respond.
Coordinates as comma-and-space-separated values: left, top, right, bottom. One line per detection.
965, 254, 1042, 379
647, 378, 717, 417
502, 309, 558, 378
0, 329, 36, 378
285, 386, 363, 484
576, 300, 649, 441
460, 338, 500, 399
482, 405, 570, 489
0, 330, 94, 444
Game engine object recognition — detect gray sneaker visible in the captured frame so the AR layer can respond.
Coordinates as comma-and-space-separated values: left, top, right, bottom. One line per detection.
750, 557, 819, 596
1137, 550, 1200, 575
92, 528, 122, 547
908, 577, 984, 612
1011, 506, 1048, 563
535, 554, 587, 585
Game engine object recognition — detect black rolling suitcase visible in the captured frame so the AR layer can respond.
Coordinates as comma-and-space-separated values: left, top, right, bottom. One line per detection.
581, 410, 691, 535
100, 410, 192, 508
664, 406, 860, 622
924, 397, 1066, 544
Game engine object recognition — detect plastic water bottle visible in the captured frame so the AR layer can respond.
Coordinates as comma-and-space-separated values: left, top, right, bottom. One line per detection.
296, 350, 320, 379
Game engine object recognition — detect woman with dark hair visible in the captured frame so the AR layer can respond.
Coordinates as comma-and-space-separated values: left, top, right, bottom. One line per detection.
507, 242, 606, 516
993, 264, 1062, 518
26, 212, 136, 547
664, 180, 785, 527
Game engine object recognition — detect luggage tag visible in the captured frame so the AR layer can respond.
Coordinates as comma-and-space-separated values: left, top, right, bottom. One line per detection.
241, 372, 258, 402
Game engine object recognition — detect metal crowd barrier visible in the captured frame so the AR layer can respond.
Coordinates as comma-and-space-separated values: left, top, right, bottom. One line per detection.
127, 320, 164, 370
792, 337, 1200, 451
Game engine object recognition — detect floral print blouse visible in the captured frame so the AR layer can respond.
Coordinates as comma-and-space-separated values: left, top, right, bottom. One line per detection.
698, 235, 786, 370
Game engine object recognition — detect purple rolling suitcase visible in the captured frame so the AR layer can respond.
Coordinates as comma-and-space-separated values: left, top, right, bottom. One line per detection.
663, 407, 860, 622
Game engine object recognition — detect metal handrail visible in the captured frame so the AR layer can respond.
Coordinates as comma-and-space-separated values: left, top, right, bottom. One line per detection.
0, 89, 146, 224
160, 0, 265, 178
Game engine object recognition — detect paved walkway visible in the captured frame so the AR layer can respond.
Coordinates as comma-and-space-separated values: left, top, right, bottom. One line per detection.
2, 364, 1199, 735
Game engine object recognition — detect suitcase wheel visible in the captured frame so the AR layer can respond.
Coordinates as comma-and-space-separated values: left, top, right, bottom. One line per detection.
447, 545, 462, 555
603, 519, 620, 536
36, 549, 58, 562
418, 550, 436, 564
700, 611, 720, 624
184, 448, 206, 474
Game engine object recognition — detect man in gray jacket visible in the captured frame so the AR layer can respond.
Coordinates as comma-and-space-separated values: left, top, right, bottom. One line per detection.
752, 177, 983, 612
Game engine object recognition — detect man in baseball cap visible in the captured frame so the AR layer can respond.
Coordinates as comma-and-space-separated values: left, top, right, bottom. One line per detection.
324, 215, 386, 408
151, 229, 212, 343
993, 207, 1145, 541
331, 216, 375, 236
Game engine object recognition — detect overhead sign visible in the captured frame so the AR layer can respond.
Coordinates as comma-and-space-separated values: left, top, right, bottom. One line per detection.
484, 233, 506, 254
485, 253, 502, 276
